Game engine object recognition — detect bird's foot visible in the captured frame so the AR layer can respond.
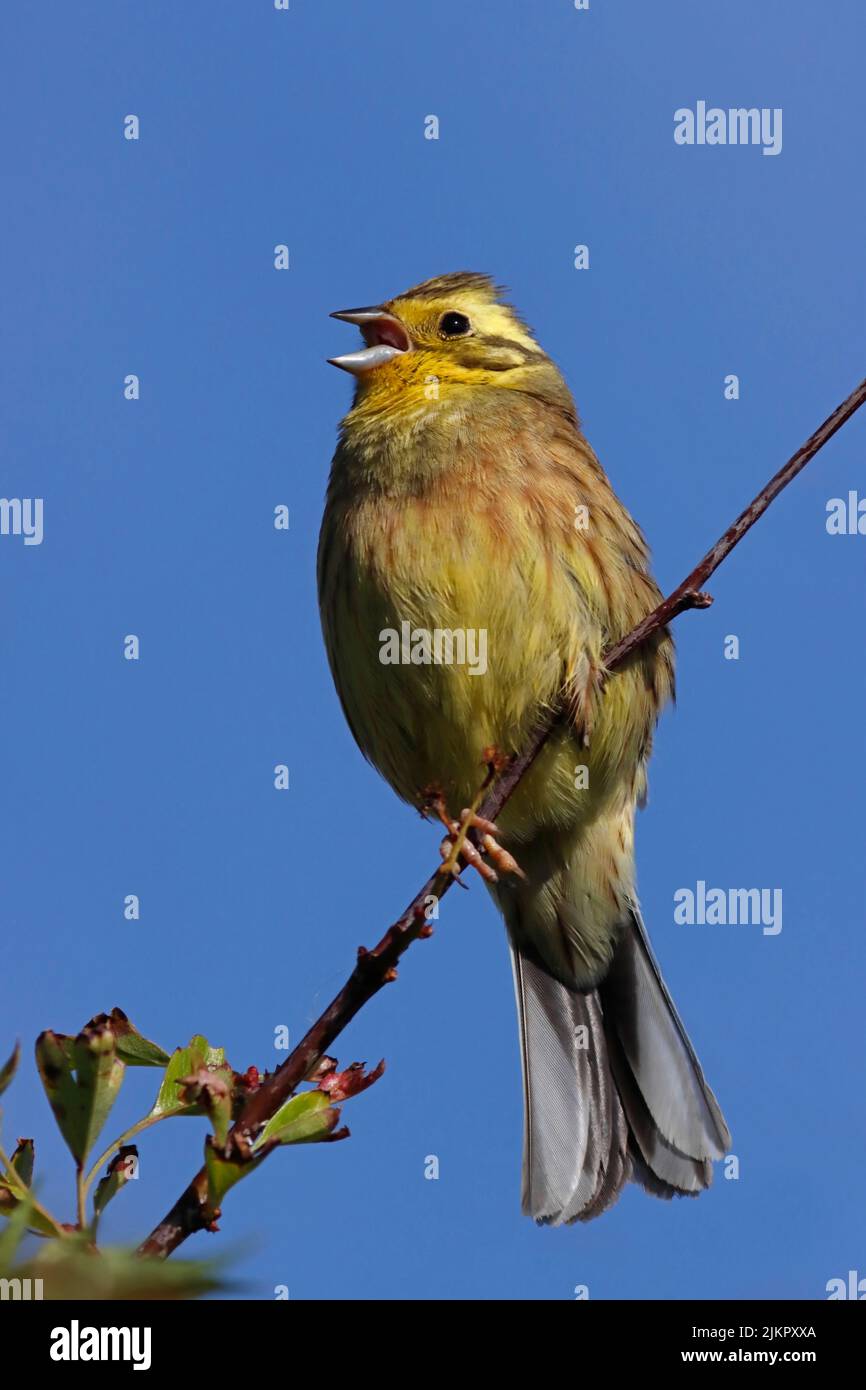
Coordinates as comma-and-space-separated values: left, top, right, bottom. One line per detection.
432, 800, 525, 884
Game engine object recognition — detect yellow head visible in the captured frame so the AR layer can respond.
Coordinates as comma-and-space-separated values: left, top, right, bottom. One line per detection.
328, 272, 574, 419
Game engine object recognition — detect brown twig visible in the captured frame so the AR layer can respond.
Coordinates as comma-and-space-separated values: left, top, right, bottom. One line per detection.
138, 375, 866, 1259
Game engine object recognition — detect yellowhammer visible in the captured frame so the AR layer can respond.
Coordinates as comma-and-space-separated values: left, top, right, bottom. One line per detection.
318, 272, 730, 1223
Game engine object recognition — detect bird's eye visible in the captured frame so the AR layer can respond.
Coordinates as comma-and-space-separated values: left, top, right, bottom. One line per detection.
439, 310, 472, 338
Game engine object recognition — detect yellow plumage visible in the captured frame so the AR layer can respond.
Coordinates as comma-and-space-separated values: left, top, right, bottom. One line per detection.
318, 273, 728, 1222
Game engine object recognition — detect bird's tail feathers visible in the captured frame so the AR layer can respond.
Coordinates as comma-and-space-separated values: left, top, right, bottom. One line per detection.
511, 907, 730, 1224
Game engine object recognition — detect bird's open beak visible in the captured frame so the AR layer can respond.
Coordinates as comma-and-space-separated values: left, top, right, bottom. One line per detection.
328, 306, 413, 374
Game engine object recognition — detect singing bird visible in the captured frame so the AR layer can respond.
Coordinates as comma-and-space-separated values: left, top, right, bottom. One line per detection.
318, 273, 730, 1222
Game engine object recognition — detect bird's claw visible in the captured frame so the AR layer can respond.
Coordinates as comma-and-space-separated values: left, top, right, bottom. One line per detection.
436, 804, 525, 883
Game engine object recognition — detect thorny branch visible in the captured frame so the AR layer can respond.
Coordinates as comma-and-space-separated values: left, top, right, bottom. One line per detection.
138, 375, 866, 1259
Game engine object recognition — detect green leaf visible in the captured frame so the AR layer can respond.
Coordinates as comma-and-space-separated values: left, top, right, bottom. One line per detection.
150, 1044, 202, 1119
206, 1076, 234, 1146
204, 1094, 341, 1219
10, 1138, 34, 1188
149, 1036, 230, 1121
34, 1031, 77, 1146
0, 1042, 20, 1098
0, 1187, 65, 1239
0, 1189, 32, 1268
178, 1067, 235, 1144
255, 1090, 341, 1149
94, 1146, 138, 1218
204, 1136, 262, 1213
35, 1025, 125, 1167
85, 1009, 170, 1068
0, 1143, 64, 1240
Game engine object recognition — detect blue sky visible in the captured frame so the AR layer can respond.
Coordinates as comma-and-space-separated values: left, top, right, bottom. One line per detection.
2, 1, 865, 1300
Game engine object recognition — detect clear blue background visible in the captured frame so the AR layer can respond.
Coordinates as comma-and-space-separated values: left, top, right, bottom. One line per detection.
2, 0, 864, 1300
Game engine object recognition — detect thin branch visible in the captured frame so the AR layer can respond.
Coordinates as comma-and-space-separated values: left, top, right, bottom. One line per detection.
82, 1114, 163, 1202
75, 1168, 86, 1233
138, 375, 866, 1260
